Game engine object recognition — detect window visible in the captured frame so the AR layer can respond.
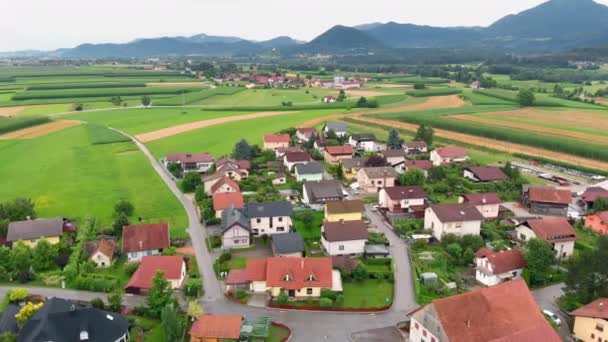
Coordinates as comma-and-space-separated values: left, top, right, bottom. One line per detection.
306, 288, 313, 295
339, 245, 344, 251
283, 274, 292, 281
307, 274, 317, 281
278, 217, 283, 222
597, 323, 604, 332
233, 239, 239, 244
257, 218, 261, 223
415, 323, 419, 330
423, 330, 427, 337
80, 331, 89, 341
592, 334, 595, 339
277, 227, 285, 232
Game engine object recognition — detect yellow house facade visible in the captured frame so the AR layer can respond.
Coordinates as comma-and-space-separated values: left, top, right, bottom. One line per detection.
7, 218, 65, 248
18, 236, 60, 248
325, 200, 364, 222
571, 298, 608, 342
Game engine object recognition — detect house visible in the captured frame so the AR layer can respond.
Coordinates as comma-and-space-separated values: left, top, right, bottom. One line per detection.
283, 151, 311, 170
295, 127, 318, 143
380, 149, 407, 167
515, 217, 577, 259
582, 187, 608, 211
403, 141, 428, 154
424, 204, 484, 241
205, 176, 240, 196
271, 232, 305, 257
302, 180, 344, 205
321, 220, 368, 256
221, 206, 251, 249
409, 279, 561, 342
6, 217, 65, 247
356, 167, 398, 193
459, 193, 502, 219
86, 240, 116, 268
469, 80, 481, 89
213, 192, 245, 218
571, 298, 608, 342
430, 146, 469, 166
522, 185, 571, 216
335, 80, 361, 90
379, 186, 427, 216
322, 96, 337, 103
190, 315, 243, 342
474, 248, 526, 286
584, 210, 608, 235
215, 158, 250, 179
324, 145, 354, 165
18, 298, 129, 342
275, 146, 303, 159
401, 160, 433, 176
325, 200, 364, 222
246, 201, 293, 237
126, 255, 186, 294
294, 162, 324, 182
464, 166, 509, 183
348, 133, 377, 152
245, 257, 336, 298
122, 223, 170, 262
263, 134, 291, 150
164, 153, 214, 174
341, 157, 368, 179
324, 122, 347, 137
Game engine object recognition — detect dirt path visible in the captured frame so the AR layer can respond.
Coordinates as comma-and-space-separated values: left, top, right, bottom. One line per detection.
0, 120, 81, 139
0, 106, 25, 117
135, 111, 296, 143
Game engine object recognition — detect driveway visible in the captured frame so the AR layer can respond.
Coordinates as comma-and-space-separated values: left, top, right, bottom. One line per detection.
532, 283, 573, 341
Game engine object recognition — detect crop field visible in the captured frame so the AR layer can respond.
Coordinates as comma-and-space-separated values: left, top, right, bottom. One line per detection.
0, 125, 188, 237
11, 86, 200, 101
0, 120, 81, 139
153, 87, 244, 106
473, 89, 603, 109
195, 88, 337, 106
406, 88, 462, 97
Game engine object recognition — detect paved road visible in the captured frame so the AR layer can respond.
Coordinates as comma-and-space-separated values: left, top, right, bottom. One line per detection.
0, 285, 146, 307
532, 283, 573, 341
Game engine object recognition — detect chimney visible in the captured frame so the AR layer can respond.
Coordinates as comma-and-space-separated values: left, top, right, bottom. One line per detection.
139, 240, 143, 249
466, 320, 471, 328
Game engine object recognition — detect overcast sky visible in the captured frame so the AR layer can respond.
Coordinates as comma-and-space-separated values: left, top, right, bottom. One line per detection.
2, 0, 608, 51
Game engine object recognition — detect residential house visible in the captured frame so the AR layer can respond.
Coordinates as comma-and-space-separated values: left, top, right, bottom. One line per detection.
213, 192, 245, 218
275, 146, 303, 159
86, 240, 116, 268
295, 127, 318, 143
464, 166, 509, 183
221, 206, 251, 249
205, 176, 240, 196
403, 141, 428, 154
469, 80, 481, 89
294, 162, 324, 182
324, 145, 354, 165
325, 200, 364, 222
409, 279, 561, 342
246, 201, 293, 237
6, 217, 65, 247
357, 167, 398, 193
459, 193, 502, 219
515, 217, 577, 259
335, 80, 361, 90
522, 185, 571, 216
430, 146, 469, 166
474, 248, 526, 286
571, 298, 608, 342
215, 158, 250, 179
18, 298, 129, 342
424, 204, 484, 241
401, 160, 433, 177
322, 96, 336, 103
122, 223, 170, 263
348, 133, 377, 152
164, 153, 214, 174
582, 187, 608, 211
263, 134, 291, 150
190, 315, 243, 342
321, 220, 368, 256
271, 232, 305, 257
585, 211, 608, 235
283, 151, 311, 171
245, 257, 336, 298
341, 157, 368, 180
302, 180, 344, 206
379, 186, 427, 216
126, 255, 186, 294
380, 149, 407, 167
324, 122, 347, 138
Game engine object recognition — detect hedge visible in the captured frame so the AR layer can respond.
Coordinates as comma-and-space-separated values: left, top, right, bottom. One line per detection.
27, 82, 146, 91
12, 86, 199, 101
0, 116, 51, 135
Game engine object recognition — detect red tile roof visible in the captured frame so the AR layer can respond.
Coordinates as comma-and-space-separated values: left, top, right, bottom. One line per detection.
435, 146, 467, 158
404, 160, 433, 171
245, 259, 267, 281
265, 257, 333, 290
584, 211, 608, 235
264, 134, 291, 143
323, 220, 368, 242
95, 240, 116, 259
582, 187, 608, 203
525, 217, 577, 242
476, 248, 526, 274
284, 151, 311, 163
383, 186, 428, 201
325, 145, 354, 156
225, 269, 250, 285
527, 187, 571, 205
432, 279, 560, 342
126, 256, 184, 289
460, 193, 502, 205
571, 298, 608, 319
296, 127, 317, 138
213, 192, 245, 211
166, 153, 213, 164
210, 177, 240, 194
190, 315, 243, 339
466, 166, 509, 182
122, 223, 169, 253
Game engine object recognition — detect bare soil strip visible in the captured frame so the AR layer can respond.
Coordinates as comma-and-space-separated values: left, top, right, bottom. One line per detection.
135, 111, 296, 143
0, 120, 81, 140
0, 106, 25, 117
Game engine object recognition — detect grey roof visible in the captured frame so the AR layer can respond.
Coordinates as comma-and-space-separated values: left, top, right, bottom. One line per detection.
341, 157, 368, 170
361, 167, 398, 179
430, 204, 484, 223
304, 180, 343, 204
246, 201, 293, 218
0, 304, 19, 334
272, 233, 305, 254
325, 122, 347, 132
295, 162, 324, 175
222, 206, 251, 233
350, 133, 376, 142
7, 218, 63, 242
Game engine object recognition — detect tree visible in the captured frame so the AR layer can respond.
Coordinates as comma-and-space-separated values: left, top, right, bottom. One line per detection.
387, 129, 402, 149
112, 212, 130, 237
0, 198, 35, 222
414, 125, 434, 147
553, 84, 564, 95
15, 302, 44, 327
32, 240, 57, 272
8, 289, 28, 303
399, 169, 425, 186
146, 271, 174, 318
565, 236, 608, 304
413, 82, 426, 90
232, 139, 254, 160
446, 243, 463, 264
356, 97, 368, 108
352, 263, 368, 282
91, 298, 105, 310
110, 96, 122, 106
523, 239, 555, 287
593, 197, 608, 212
166, 162, 182, 178
180, 172, 201, 193
517, 89, 535, 107
141, 96, 152, 107
337, 90, 346, 102
305, 133, 317, 150
187, 300, 204, 321
10, 242, 32, 278
108, 289, 124, 312
161, 303, 184, 342
114, 199, 134, 217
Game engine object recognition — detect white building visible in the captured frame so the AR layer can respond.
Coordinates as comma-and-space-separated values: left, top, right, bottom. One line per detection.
459, 193, 502, 220
515, 217, 577, 260
246, 201, 293, 237
474, 248, 526, 287
221, 207, 251, 249
430, 146, 469, 166
424, 204, 484, 241
321, 220, 368, 256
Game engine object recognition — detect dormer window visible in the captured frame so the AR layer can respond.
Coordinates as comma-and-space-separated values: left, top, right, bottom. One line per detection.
306, 274, 317, 282
80, 331, 89, 340
282, 274, 292, 281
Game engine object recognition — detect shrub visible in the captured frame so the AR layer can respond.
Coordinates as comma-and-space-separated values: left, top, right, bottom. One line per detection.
8, 289, 28, 303
184, 278, 203, 298
277, 292, 289, 305
319, 298, 333, 308
320, 290, 338, 301
125, 262, 140, 276
236, 289, 248, 300
90, 298, 105, 310
218, 252, 232, 263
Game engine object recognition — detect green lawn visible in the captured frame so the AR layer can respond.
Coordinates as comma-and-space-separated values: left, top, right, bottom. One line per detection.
268, 324, 291, 342
340, 279, 394, 308
224, 257, 247, 270
0, 125, 188, 237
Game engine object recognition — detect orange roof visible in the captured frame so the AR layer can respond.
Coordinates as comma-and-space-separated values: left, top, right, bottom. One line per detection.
190, 314, 242, 339
432, 279, 560, 342
325, 145, 354, 156
266, 257, 333, 290
571, 298, 608, 319
264, 134, 291, 143
476, 248, 526, 274
210, 176, 240, 194
527, 187, 571, 205
213, 192, 244, 211
95, 240, 116, 259
525, 217, 577, 242
584, 211, 608, 235
126, 256, 184, 290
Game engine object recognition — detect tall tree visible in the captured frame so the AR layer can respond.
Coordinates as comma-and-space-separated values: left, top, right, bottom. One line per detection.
141, 96, 152, 107
10, 242, 32, 277
32, 240, 57, 272
161, 303, 184, 341
565, 236, 608, 304
414, 125, 434, 147
112, 213, 130, 237
232, 139, 254, 160
517, 89, 535, 107
387, 129, 402, 149
399, 169, 425, 186
337, 90, 346, 102
114, 199, 134, 217
108, 289, 124, 312
180, 172, 201, 193
593, 197, 608, 212
523, 239, 555, 287
146, 271, 174, 318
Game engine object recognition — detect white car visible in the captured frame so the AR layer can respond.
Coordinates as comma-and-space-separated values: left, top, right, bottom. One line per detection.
542, 309, 562, 326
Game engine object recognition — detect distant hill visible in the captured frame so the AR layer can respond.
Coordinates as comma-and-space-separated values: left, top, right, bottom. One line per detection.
362, 22, 484, 48
290, 25, 386, 54
258, 36, 303, 48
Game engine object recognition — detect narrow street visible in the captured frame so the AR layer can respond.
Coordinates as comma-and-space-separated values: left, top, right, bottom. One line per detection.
532, 283, 573, 341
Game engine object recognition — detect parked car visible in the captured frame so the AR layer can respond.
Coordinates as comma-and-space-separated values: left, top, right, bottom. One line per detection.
542, 309, 562, 326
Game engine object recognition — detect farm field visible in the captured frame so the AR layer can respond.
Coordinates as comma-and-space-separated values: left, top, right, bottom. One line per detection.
0, 124, 188, 237
0, 120, 81, 139
195, 88, 337, 106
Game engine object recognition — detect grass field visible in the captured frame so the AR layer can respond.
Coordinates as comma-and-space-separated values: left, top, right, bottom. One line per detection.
0, 125, 188, 237
195, 88, 336, 106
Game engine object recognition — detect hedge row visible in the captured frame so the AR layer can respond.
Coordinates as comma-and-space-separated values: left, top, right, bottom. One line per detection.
0, 116, 51, 135
27, 82, 146, 91
12, 86, 198, 100
406, 88, 462, 97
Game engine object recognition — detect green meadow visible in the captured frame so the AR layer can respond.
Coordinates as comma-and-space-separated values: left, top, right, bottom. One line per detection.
195, 88, 337, 106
